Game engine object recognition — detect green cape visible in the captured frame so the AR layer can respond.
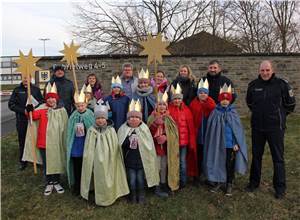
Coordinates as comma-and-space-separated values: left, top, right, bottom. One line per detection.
81, 124, 129, 206
23, 104, 68, 174
117, 122, 159, 187
66, 109, 95, 187
147, 114, 180, 191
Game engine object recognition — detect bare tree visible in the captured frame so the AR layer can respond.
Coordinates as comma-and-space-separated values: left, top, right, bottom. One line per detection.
72, 0, 210, 54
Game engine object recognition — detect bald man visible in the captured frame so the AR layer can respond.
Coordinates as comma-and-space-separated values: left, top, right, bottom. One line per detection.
245, 60, 296, 199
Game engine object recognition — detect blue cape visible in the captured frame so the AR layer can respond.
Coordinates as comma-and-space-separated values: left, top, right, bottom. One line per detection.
203, 104, 248, 183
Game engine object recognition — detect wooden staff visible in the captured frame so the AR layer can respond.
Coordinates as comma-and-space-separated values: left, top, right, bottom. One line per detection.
71, 55, 79, 93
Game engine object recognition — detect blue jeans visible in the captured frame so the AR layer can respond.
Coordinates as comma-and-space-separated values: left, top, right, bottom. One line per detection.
180, 146, 187, 184
126, 168, 145, 191
40, 149, 60, 185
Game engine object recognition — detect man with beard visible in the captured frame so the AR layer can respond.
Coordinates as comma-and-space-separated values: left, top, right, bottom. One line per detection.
199, 60, 236, 104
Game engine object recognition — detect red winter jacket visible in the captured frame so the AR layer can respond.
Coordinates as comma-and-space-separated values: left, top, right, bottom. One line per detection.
169, 102, 198, 176
28, 108, 48, 149
189, 96, 216, 138
149, 115, 167, 156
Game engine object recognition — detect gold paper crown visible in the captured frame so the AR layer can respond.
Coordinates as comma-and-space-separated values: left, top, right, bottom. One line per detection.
128, 99, 142, 112
219, 83, 232, 94
138, 68, 149, 79
74, 86, 86, 103
83, 84, 92, 93
198, 78, 209, 90
170, 83, 182, 95
157, 91, 168, 103
111, 75, 122, 85
45, 82, 57, 94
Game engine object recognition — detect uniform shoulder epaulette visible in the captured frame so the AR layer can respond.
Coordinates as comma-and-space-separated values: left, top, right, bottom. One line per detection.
278, 77, 289, 84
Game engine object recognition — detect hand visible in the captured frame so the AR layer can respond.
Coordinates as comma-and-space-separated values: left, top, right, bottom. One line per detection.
156, 135, 167, 145
25, 104, 34, 113
233, 144, 239, 151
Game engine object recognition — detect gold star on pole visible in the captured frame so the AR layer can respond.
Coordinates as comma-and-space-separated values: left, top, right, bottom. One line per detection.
15, 49, 41, 78
139, 33, 170, 65
60, 40, 80, 65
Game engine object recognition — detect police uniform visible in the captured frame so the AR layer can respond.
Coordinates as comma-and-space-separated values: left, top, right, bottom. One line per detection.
246, 74, 296, 195
8, 83, 44, 168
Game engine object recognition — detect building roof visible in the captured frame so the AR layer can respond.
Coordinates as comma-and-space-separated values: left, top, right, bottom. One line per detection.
167, 31, 242, 55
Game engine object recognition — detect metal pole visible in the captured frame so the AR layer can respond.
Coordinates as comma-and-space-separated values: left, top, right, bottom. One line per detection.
38, 38, 50, 56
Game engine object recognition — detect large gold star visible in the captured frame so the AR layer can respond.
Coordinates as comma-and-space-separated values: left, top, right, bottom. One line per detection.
15, 49, 41, 78
60, 40, 80, 65
139, 33, 170, 65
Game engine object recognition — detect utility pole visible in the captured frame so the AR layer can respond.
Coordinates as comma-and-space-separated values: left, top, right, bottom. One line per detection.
38, 38, 50, 56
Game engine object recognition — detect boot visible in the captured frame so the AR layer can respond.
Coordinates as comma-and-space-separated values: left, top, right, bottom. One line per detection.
225, 183, 233, 196
155, 185, 168, 198
209, 183, 222, 193
137, 188, 146, 204
128, 190, 137, 203
161, 183, 170, 193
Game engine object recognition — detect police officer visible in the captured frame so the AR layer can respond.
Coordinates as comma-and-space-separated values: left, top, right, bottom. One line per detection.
245, 60, 296, 199
8, 75, 44, 170
200, 60, 237, 104
46, 65, 75, 115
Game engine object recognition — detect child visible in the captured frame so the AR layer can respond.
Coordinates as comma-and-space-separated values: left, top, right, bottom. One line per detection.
83, 84, 97, 111
23, 83, 68, 196
132, 68, 156, 123
66, 87, 94, 196
118, 100, 159, 203
148, 91, 180, 195
204, 84, 248, 196
168, 84, 198, 188
81, 103, 129, 206
189, 79, 216, 183
103, 75, 130, 131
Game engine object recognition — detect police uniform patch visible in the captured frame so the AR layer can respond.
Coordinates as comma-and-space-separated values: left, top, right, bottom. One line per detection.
289, 89, 294, 97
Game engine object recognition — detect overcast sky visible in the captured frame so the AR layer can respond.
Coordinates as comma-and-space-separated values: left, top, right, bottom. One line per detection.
1, 0, 85, 57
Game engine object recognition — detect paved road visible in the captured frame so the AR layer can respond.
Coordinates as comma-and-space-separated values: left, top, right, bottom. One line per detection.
1, 96, 16, 137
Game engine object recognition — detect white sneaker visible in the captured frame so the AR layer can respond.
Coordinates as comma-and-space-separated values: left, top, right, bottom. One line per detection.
53, 183, 65, 194
44, 184, 54, 196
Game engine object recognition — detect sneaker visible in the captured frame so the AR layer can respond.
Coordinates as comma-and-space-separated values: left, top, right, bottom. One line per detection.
225, 183, 233, 196
53, 183, 65, 194
155, 186, 168, 198
245, 183, 258, 192
44, 184, 54, 196
210, 183, 222, 193
19, 162, 27, 171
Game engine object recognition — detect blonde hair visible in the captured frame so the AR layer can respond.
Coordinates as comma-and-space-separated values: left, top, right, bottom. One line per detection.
179, 64, 196, 81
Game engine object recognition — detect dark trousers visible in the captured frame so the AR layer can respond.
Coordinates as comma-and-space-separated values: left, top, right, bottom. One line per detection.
249, 129, 286, 194
226, 148, 236, 184
197, 144, 204, 176
40, 149, 60, 185
72, 157, 83, 191
126, 168, 145, 191
16, 120, 28, 165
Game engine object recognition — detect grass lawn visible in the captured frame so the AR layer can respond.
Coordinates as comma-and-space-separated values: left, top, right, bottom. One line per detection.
1, 116, 300, 219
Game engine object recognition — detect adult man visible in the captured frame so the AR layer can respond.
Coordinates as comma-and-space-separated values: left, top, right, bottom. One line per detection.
245, 60, 296, 199
200, 60, 236, 103
46, 65, 75, 115
120, 63, 138, 99
8, 75, 44, 170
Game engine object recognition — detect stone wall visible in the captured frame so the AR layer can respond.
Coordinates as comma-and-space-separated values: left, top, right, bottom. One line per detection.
37, 54, 300, 115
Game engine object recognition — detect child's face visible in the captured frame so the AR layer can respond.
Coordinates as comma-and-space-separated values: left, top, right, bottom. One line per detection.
172, 98, 182, 107
112, 87, 121, 94
76, 102, 87, 113
138, 79, 150, 89
220, 99, 230, 107
155, 72, 165, 84
96, 117, 107, 126
46, 97, 57, 108
88, 76, 96, 86
198, 92, 208, 101
128, 116, 141, 128
157, 103, 167, 114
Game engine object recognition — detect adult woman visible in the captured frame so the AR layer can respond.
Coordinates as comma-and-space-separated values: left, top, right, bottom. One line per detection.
85, 73, 104, 100
151, 70, 169, 95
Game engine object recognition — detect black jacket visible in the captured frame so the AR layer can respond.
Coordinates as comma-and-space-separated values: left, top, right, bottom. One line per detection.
122, 131, 143, 169
201, 72, 236, 104
46, 75, 75, 115
171, 76, 197, 106
8, 83, 44, 122
246, 74, 296, 131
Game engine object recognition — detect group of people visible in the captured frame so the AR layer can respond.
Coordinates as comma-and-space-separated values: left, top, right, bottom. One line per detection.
8, 59, 296, 206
